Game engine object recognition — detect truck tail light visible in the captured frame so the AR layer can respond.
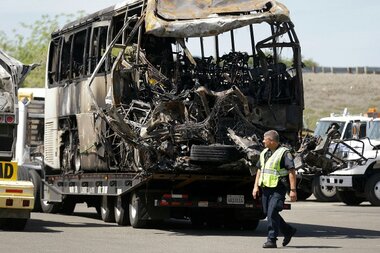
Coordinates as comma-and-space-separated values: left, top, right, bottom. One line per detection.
6, 115, 15, 124
6, 189, 23, 194
23, 200, 30, 207
0, 116, 3, 123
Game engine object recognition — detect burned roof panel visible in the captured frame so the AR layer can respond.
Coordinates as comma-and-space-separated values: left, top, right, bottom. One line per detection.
146, 0, 290, 37
156, 0, 287, 20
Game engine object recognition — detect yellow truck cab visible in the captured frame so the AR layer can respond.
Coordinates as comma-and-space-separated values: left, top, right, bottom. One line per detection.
0, 161, 34, 230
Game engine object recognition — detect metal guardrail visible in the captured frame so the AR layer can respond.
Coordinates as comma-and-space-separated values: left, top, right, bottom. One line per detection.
303, 66, 380, 74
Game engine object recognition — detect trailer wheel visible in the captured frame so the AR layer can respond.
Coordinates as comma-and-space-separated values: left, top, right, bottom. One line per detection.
100, 196, 115, 222
129, 192, 146, 228
312, 176, 338, 202
28, 169, 42, 212
365, 173, 380, 206
336, 190, 364, 206
114, 195, 130, 226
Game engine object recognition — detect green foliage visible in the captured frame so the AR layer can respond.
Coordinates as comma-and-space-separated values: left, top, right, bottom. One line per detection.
302, 58, 319, 68
0, 12, 84, 87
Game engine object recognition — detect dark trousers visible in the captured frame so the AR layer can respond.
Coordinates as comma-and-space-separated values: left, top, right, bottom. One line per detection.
261, 186, 293, 241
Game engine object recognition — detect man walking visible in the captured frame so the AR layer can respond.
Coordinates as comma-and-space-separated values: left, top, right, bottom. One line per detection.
252, 130, 297, 248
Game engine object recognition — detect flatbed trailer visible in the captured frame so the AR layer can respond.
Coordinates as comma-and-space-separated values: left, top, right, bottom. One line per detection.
42, 171, 270, 228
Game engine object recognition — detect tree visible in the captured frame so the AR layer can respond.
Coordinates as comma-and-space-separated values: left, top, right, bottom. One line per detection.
0, 12, 84, 87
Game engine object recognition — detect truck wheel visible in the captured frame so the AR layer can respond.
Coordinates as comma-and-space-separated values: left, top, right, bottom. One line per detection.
336, 190, 364, 206
190, 145, 243, 164
296, 189, 312, 201
129, 192, 146, 228
100, 196, 115, 222
0, 218, 28, 231
28, 169, 42, 212
114, 196, 130, 226
365, 173, 380, 206
312, 176, 338, 202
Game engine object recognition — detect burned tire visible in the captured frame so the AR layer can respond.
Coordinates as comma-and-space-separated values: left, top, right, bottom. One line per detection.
28, 169, 42, 212
312, 176, 338, 202
129, 192, 146, 228
337, 190, 365, 206
365, 173, 380, 206
100, 196, 115, 222
190, 145, 243, 164
114, 195, 130, 226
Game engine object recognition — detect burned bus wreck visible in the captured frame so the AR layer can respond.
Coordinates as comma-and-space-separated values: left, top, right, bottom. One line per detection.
41, 0, 303, 226
45, 0, 303, 174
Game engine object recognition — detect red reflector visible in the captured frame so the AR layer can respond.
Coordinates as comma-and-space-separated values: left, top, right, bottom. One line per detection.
6, 199, 13, 206
159, 200, 169, 206
6, 189, 23, 194
6, 116, 15, 124
23, 200, 30, 207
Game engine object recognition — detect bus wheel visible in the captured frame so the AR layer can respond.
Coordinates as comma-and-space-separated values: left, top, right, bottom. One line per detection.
129, 192, 146, 228
114, 195, 130, 226
100, 196, 115, 222
28, 169, 42, 212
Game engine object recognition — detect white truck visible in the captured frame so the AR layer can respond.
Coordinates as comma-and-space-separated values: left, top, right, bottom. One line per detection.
320, 118, 380, 206
295, 110, 373, 201
0, 49, 35, 230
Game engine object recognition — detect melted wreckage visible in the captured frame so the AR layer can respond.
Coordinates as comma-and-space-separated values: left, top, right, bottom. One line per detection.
68, 0, 303, 174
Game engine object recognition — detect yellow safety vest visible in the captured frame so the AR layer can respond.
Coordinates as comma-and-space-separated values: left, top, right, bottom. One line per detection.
259, 147, 289, 188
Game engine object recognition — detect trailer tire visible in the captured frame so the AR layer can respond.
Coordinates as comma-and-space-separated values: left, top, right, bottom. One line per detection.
337, 190, 364, 206
28, 169, 42, 212
365, 173, 380, 206
312, 176, 338, 202
114, 196, 130, 226
129, 192, 146, 228
100, 196, 115, 222
60, 197, 76, 215
190, 145, 243, 164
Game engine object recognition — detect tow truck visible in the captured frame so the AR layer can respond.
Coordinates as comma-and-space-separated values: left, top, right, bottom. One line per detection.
295, 109, 373, 201
320, 118, 380, 205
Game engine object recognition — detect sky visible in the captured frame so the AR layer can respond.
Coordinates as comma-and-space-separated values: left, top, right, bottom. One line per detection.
0, 0, 379, 67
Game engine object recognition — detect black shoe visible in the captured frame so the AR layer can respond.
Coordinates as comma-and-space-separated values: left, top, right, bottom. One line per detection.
263, 240, 277, 248
283, 227, 297, 246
